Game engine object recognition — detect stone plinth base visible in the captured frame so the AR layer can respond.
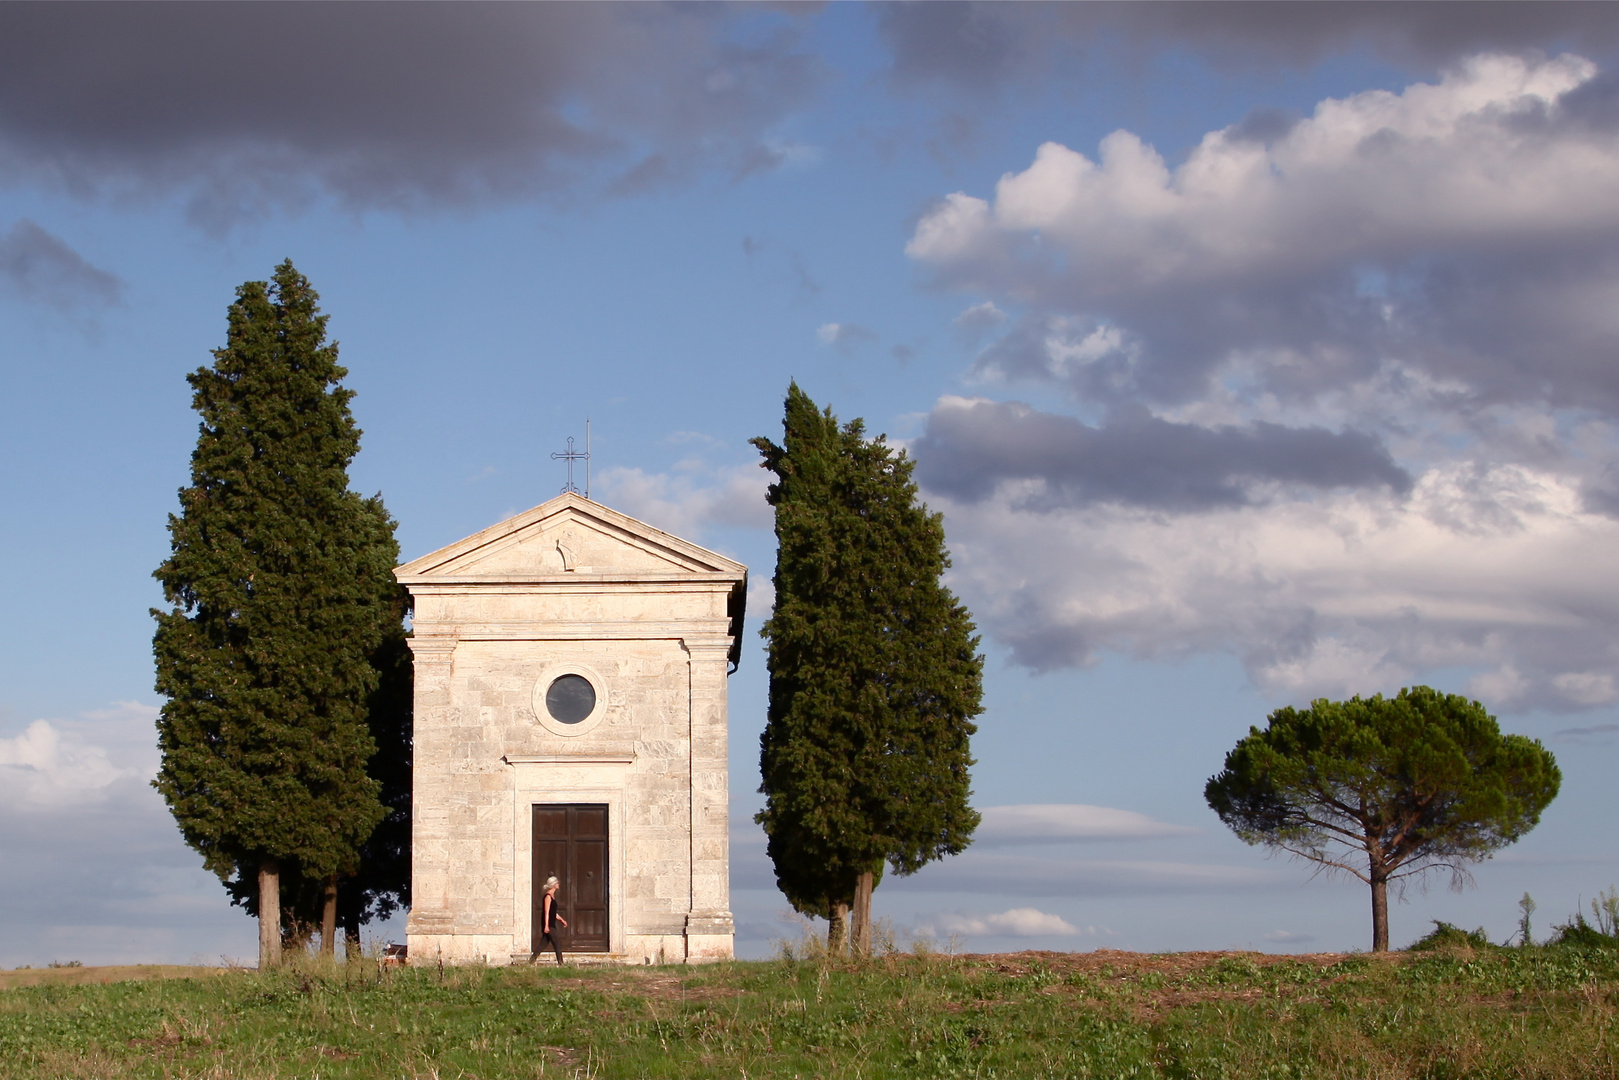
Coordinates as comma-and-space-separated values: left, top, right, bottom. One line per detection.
406, 929, 731, 966
406, 933, 513, 966
684, 911, 735, 962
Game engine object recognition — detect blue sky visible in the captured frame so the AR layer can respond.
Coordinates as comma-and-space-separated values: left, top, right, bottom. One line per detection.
6, 2, 1619, 965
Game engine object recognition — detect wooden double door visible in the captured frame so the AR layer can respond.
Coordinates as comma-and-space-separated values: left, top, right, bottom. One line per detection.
532, 804, 609, 953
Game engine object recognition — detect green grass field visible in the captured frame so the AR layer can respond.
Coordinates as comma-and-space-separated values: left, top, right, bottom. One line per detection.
2, 944, 1616, 1079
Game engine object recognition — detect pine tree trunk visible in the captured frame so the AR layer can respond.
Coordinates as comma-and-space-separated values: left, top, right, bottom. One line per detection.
320, 875, 338, 958
258, 858, 282, 970
1370, 869, 1390, 953
828, 902, 850, 957
852, 871, 874, 956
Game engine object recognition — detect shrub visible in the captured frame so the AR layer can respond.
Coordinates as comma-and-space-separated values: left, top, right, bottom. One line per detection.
1407, 921, 1492, 951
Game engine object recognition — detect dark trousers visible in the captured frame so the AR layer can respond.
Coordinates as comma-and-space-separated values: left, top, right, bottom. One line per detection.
537, 930, 563, 965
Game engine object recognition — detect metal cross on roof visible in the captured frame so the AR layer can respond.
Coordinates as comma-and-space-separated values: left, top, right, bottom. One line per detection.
550, 422, 591, 498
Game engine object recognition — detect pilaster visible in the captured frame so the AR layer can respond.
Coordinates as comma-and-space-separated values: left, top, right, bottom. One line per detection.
684, 635, 734, 959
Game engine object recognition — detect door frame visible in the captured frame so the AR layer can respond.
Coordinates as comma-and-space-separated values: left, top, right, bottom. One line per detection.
508, 761, 629, 957
531, 803, 610, 953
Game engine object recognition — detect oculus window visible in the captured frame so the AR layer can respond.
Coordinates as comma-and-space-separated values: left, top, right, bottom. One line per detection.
545, 674, 596, 725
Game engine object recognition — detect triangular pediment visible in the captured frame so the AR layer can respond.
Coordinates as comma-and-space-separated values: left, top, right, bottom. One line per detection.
396, 492, 746, 581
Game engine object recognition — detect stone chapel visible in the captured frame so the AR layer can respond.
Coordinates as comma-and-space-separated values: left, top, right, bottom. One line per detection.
394, 492, 746, 965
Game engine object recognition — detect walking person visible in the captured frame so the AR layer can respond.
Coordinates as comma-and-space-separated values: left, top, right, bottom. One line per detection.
538, 875, 568, 965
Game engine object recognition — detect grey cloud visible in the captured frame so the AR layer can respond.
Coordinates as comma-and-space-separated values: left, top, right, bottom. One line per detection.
914, 398, 1410, 512
1551, 722, 1619, 741
0, 4, 822, 222
0, 219, 121, 308
1227, 107, 1305, 146
878, 3, 1028, 91
878, 2, 1619, 92
1558, 67, 1619, 129
1403, 252, 1619, 416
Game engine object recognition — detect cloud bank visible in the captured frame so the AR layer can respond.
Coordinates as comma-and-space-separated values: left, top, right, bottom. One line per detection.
0, 703, 257, 967
879, 3, 1619, 92
908, 53, 1619, 711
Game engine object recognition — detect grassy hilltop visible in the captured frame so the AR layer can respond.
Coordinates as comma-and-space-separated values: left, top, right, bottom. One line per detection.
2, 944, 1616, 1079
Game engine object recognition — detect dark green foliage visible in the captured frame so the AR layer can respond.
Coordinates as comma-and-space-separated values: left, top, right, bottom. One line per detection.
751, 383, 983, 919
1205, 686, 1560, 951
1549, 890, 1619, 949
1406, 921, 1493, 951
1548, 915, 1619, 949
152, 260, 407, 928
220, 620, 412, 943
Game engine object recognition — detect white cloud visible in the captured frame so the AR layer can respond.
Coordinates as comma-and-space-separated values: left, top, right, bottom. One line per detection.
595, 461, 770, 541
977, 804, 1199, 845
0, 719, 134, 809
908, 52, 1619, 419
910, 53, 1611, 299
1263, 929, 1316, 944
925, 907, 1080, 938
816, 322, 880, 350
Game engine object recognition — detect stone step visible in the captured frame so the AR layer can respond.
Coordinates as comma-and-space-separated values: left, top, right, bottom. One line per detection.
511, 951, 651, 967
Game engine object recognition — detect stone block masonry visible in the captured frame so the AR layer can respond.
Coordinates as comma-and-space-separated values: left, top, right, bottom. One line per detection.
395, 493, 745, 965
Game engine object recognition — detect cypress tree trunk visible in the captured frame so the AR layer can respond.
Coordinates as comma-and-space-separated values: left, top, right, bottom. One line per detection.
320, 876, 338, 958
852, 871, 874, 956
828, 902, 850, 957
258, 859, 281, 970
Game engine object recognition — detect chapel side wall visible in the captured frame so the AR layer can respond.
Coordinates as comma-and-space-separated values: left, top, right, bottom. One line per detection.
405, 634, 497, 962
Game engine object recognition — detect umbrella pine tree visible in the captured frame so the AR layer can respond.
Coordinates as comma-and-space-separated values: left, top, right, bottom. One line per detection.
753, 383, 983, 953
1206, 686, 1560, 952
152, 260, 402, 968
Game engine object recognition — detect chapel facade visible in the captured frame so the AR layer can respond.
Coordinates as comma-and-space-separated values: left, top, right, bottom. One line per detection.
394, 492, 746, 964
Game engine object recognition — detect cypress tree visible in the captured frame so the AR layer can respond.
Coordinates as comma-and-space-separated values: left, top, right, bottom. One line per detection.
215, 579, 411, 957
152, 260, 400, 968
752, 382, 983, 953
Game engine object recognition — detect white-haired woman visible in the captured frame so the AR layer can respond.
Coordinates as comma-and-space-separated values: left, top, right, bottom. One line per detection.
538, 876, 568, 965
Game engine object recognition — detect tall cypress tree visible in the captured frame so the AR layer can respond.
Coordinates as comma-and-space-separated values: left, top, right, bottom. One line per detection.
152, 260, 399, 968
753, 382, 983, 953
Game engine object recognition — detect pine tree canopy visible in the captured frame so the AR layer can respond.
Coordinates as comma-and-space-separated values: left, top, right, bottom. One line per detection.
152, 260, 403, 901
752, 382, 983, 918
1204, 685, 1560, 950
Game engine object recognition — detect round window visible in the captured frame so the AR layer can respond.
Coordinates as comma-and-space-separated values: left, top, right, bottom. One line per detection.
544, 674, 596, 725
